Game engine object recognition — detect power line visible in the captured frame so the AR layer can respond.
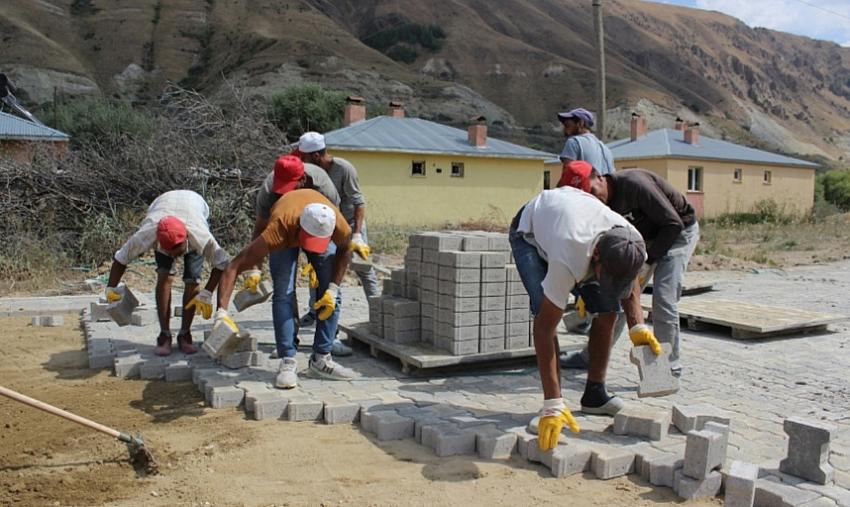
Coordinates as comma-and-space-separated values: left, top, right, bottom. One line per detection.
786, 0, 850, 23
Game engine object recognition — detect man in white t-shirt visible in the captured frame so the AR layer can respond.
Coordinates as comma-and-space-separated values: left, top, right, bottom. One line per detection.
509, 186, 646, 451
106, 190, 230, 356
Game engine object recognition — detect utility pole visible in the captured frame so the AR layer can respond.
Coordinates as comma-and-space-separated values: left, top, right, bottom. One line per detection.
593, 0, 606, 141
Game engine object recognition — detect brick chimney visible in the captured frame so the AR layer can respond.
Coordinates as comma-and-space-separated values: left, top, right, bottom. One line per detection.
630, 112, 648, 141
468, 115, 487, 147
684, 123, 700, 145
388, 101, 405, 118
344, 96, 366, 126
674, 117, 686, 131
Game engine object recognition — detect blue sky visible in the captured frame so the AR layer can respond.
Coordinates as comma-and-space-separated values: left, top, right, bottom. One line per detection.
646, 0, 850, 47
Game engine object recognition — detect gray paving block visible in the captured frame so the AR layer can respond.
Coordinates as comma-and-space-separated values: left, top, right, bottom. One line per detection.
375, 412, 415, 441
106, 284, 139, 326
130, 311, 153, 326
438, 251, 482, 268
405, 246, 423, 261
724, 460, 759, 507
89, 351, 115, 370
632, 445, 674, 481
684, 424, 729, 480
754, 478, 820, 507
506, 294, 530, 309
286, 398, 324, 421
548, 444, 593, 478
32, 315, 65, 327
675, 469, 722, 500
480, 322, 506, 339
438, 266, 481, 284
437, 293, 481, 312
436, 322, 480, 341
505, 322, 530, 336
779, 417, 836, 485
480, 296, 506, 312
250, 392, 289, 420
461, 235, 489, 252
482, 282, 507, 297
613, 407, 670, 441
438, 311, 480, 327
221, 351, 254, 369
505, 335, 530, 350
324, 401, 360, 424
649, 454, 683, 488
209, 385, 244, 409
233, 280, 273, 312
139, 359, 168, 380
113, 354, 144, 378
89, 301, 111, 322
505, 308, 531, 322
474, 425, 517, 460
434, 428, 477, 457
420, 262, 439, 278
421, 422, 456, 450
672, 403, 733, 433
435, 337, 479, 356
797, 498, 839, 507
421, 233, 463, 251
510, 428, 537, 461
381, 297, 421, 317
479, 337, 506, 353
630, 343, 679, 397
481, 268, 507, 283
591, 446, 636, 479
506, 281, 526, 295
236, 336, 259, 352
480, 251, 509, 268
202, 320, 247, 360
481, 310, 506, 326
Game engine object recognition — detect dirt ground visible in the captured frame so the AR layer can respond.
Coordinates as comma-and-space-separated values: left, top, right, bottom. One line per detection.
0, 314, 721, 507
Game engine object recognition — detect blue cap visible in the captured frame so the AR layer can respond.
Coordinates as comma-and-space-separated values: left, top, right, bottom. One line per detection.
557, 108, 595, 128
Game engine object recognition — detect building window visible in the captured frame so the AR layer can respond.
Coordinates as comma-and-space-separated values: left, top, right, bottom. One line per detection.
543, 170, 551, 190
763, 170, 772, 185
451, 162, 464, 178
411, 160, 426, 177
733, 168, 742, 182
687, 167, 703, 192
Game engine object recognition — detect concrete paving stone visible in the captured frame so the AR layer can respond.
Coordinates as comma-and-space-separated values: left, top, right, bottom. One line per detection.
286, 398, 324, 422
590, 445, 636, 480
233, 281, 274, 312
545, 443, 593, 477
414, 416, 445, 443
438, 267, 481, 284
482, 282, 508, 297
724, 460, 759, 507
461, 235, 489, 252
506, 294, 530, 310
434, 427, 477, 457
209, 385, 244, 409
684, 424, 729, 480
89, 352, 115, 369
634, 446, 676, 480
754, 478, 821, 507
481, 310, 506, 326
481, 268, 507, 283
202, 321, 246, 360
249, 392, 288, 421
675, 469, 722, 500
505, 335, 530, 350
106, 285, 139, 326
130, 311, 154, 326
405, 246, 423, 262
32, 315, 65, 327
480, 324, 506, 339
435, 322, 480, 341
192, 367, 221, 386
780, 417, 836, 485
421, 422, 458, 450
221, 351, 254, 369
479, 337, 506, 353
381, 297, 421, 318
236, 337, 259, 352
506, 281, 526, 295
438, 251, 482, 268
505, 308, 531, 323
796, 483, 850, 507
505, 265, 521, 281
481, 252, 509, 268
437, 293, 481, 312
113, 354, 144, 378
165, 361, 195, 382
480, 296, 507, 312
89, 302, 111, 322
649, 454, 684, 488
672, 403, 734, 433
473, 425, 517, 460
438, 311, 480, 327
138, 359, 168, 380
630, 344, 679, 397
614, 407, 670, 441
373, 411, 415, 441
798, 499, 839, 507
421, 233, 463, 251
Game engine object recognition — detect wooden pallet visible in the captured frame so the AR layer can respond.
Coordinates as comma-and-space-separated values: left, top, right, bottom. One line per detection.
641, 298, 847, 339
341, 323, 581, 374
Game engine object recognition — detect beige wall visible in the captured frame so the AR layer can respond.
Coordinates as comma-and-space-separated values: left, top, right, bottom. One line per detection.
614, 157, 815, 217
332, 149, 545, 226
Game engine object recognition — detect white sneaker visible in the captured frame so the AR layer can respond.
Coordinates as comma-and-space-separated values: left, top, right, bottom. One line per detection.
275, 357, 298, 389
308, 353, 357, 380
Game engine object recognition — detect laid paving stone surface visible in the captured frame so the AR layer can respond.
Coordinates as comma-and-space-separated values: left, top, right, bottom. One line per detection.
75, 262, 850, 502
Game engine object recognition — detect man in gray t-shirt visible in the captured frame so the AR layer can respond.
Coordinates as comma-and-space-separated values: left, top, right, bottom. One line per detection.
254, 163, 339, 221
557, 108, 615, 175
298, 131, 380, 309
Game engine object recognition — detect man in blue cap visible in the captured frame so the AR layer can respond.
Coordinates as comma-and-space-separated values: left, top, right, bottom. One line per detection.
557, 108, 615, 176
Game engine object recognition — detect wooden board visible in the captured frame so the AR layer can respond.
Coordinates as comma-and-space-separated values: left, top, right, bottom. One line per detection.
641, 298, 847, 339
341, 323, 581, 373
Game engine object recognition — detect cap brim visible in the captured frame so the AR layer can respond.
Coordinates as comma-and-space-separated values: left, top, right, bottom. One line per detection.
557, 113, 574, 122
299, 229, 332, 254
599, 274, 635, 301
272, 179, 300, 195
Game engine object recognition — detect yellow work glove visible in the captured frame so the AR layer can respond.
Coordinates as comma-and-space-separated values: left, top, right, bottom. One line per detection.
105, 287, 122, 303
575, 296, 586, 319
300, 263, 319, 289
350, 233, 371, 260
312, 283, 339, 321
629, 323, 662, 355
638, 262, 654, 287
242, 269, 262, 293
184, 289, 213, 320
538, 398, 581, 451
214, 308, 238, 333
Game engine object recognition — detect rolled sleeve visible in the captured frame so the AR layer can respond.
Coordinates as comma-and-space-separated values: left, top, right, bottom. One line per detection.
540, 262, 577, 310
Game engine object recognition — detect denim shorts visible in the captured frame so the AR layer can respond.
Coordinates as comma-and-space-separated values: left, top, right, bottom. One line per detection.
155, 250, 204, 283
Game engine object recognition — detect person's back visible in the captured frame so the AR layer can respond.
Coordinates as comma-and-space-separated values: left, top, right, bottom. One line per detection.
560, 133, 615, 175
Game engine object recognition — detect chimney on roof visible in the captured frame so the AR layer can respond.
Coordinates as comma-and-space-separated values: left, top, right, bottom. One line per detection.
674, 117, 686, 131
344, 96, 366, 126
630, 112, 648, 141
388, 101, 405, 118
684, 122, 700, 145
468, 115, 487, 147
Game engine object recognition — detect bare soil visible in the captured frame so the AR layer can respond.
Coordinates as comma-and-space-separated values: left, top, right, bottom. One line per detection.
0, 315, 720, 506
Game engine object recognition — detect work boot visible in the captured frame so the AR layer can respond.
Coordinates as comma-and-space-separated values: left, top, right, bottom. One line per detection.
580, 382, 625, 416
153, 332, 173, 357
299, 312, 316, 328
560, 350, 589, 369
308, 353, 357, 380
331, 338, 353, 357
176, 332, 198, 354
275, 357, 298, 389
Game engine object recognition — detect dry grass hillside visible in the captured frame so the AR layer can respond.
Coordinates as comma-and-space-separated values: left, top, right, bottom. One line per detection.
1, 0, 849, 159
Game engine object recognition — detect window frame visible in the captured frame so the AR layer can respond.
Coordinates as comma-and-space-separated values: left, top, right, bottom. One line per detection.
733, 168, 742, 183
763, 170, 772, 185
411, 160, 426, 178
687, 166, 703, 192
450, 161, 465, 178
543, 170, 551, 190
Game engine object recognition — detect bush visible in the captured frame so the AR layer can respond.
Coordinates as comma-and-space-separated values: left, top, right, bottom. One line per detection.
51, 96, 154, 150
362, 23, 446, 52
267, 84, 347, 141
713, 199, 794, 226
818, 169, 850, 211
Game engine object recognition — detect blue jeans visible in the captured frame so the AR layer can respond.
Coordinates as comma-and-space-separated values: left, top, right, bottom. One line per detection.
269, 242, 340, 358
155, 250, 204, 284
509, 228, 547, 316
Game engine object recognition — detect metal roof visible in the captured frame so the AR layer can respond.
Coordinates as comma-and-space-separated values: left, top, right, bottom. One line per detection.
0, 111, 69, 141
607, 129, 818, 168
323, 116, 553, 160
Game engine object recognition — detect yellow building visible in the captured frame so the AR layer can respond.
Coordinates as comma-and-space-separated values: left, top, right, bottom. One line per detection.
607, 118, 819, 218
323, 102, 554, 227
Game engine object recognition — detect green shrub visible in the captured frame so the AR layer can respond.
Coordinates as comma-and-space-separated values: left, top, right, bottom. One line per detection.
362, 23, 446, 52
52, 96, 154, 149
267, 84, 347, 141
713, 199, 794, 226
818, 169, 850, 211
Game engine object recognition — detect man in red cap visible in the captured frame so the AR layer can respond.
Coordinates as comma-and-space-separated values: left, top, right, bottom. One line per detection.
216, 189, 356, 388
559, 163, 699, 377
106, 190, 230, 356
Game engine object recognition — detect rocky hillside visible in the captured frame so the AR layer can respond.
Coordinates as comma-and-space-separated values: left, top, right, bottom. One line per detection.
1, 0, 849, 162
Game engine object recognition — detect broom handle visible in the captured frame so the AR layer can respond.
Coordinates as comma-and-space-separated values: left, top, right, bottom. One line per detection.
0, 385, 122, 439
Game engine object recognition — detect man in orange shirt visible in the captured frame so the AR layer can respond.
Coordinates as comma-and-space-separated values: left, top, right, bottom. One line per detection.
216, 189, 356, 387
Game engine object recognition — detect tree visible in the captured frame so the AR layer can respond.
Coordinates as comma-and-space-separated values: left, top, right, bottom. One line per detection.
819, 169, 850, 211
267, 85, 347, 141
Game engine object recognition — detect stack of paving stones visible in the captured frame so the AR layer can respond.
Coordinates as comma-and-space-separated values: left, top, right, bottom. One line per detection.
367, 231, 532, 355
79, 290, 849, 505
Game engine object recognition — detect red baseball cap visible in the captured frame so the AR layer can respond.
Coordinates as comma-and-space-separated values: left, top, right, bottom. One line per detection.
558, 160, 593, 192
272, 155, 305, 194
157, 216, 187, 250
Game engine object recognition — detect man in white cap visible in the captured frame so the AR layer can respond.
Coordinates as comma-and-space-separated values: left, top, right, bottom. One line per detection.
106, 190, 230, 356
297, 131, 379, 326
216, 188, 356, 387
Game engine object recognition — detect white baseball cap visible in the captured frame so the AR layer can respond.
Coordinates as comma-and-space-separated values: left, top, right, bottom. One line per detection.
298, 132, 326, 154
299, 203, 336, 253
